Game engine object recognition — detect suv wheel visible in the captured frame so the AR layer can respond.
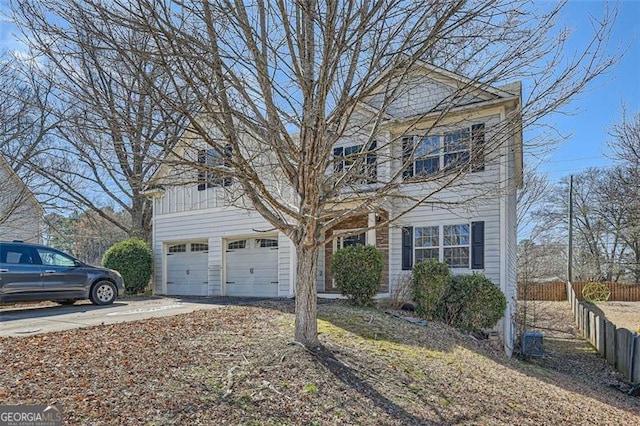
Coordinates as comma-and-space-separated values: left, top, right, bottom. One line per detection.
90, 281, 117, 305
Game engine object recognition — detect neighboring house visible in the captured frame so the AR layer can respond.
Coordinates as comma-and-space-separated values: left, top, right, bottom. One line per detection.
0, 155, 43, 243
147, 63, 523, 354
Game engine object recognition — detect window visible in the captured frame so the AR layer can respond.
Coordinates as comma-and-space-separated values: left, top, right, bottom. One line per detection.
191, 243, 209, 252
415, 136, 440, 176
168, 244, 187, 253
334, 231, 366, 251
36, 248, 76, 267
414, 226, 439, 263
2, 247, 34, 264
410, 224, 470, 268
444, 129, 470, 170
333, 141, 377, 184
442, 224, 470, 268
198, 145, 232, 190
403, 123, 485, 179
257, 238, 278, 248
227, 240, 246, 250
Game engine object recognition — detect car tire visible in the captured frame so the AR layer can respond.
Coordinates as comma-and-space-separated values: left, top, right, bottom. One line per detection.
58, 299, 77, 305
90, 281, 117, 305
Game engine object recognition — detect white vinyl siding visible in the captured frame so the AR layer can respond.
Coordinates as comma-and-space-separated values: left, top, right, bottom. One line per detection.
365, 74, 485, 119
389, 200, 501, 289
152, 207, 294, 297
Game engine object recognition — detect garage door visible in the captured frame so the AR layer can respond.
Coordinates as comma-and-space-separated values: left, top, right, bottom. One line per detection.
166, 242, 209, 296
225, 237, 278, 297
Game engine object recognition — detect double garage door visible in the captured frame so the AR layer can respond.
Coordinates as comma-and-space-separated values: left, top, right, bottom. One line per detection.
165, 237, 278, 297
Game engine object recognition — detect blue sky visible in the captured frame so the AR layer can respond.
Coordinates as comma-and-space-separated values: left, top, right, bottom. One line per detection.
1, 0, 637, 184
535, 0, 640, 181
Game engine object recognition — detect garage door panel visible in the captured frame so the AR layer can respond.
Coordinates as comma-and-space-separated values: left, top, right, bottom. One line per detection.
166, 243, 209, 296
226, 238, 278, 297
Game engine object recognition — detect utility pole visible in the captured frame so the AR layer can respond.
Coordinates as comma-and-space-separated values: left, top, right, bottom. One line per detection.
567, 175, 574, 283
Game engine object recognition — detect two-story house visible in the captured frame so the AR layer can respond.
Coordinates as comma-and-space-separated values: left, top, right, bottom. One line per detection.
147, 62, 522, 354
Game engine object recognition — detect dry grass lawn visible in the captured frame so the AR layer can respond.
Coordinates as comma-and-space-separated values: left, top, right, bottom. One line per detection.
1, 299, 638, 425
593, 301, 640, 332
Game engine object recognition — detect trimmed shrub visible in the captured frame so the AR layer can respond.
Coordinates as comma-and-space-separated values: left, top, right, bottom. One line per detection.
330, 244, 383, 306
436, 273, 506, 333
411, 259, 451, 319
102, 238, 153, 295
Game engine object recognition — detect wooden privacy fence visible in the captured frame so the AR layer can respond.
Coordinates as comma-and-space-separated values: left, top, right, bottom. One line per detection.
518, 281, 640, 302
567, 282, 640, 384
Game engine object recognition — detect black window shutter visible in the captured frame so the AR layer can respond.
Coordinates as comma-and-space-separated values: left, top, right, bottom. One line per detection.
197, 149, 206, 191
471, 123, 485, 172
402, 137, 414, 179
223, 144, 233, 186
402, 226, 413, 270
333, 147, 344, 173
471, 221, 485, 269
366, 140, 377, 182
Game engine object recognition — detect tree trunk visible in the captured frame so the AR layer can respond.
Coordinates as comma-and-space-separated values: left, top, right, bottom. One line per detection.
294, 244, 320, 347
130, 194, 151, 242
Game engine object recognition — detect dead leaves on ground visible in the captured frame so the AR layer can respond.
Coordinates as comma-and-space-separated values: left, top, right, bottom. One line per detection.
0, 302, 638, 425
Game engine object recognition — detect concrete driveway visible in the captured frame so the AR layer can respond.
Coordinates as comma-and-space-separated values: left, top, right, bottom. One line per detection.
0, 296, 268, 337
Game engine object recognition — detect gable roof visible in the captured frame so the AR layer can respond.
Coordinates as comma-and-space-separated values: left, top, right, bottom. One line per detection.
359, 59, 520, 120
353, 60, 523, 187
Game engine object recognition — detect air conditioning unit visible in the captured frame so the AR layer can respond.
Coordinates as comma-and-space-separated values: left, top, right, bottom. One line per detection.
522, 331, 544, 357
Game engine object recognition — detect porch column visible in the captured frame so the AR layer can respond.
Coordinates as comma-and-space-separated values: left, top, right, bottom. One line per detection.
367, 212, 376, 247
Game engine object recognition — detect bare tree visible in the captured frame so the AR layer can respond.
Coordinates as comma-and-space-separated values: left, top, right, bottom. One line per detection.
517, 167, 551, 240
12, 0, 617, 345
46, 208, 129, 264
0, 54, 51, 241
9, 3, 191, 240
536, 167, 637, 282
607, 107, 640, 167
605, 109, 640, 282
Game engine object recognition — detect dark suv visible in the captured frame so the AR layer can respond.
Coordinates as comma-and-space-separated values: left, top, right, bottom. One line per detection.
0, 240, 125, 305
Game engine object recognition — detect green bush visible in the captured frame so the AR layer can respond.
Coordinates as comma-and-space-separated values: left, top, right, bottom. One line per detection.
330, 244, 383, 306
435, 273, 506, 333
102, 238, 153, 295
411, 259, 451, 319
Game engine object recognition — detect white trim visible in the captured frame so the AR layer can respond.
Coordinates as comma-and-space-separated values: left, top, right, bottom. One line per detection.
154, 205, 236, 220
499, 109, 513, 356
161, 243, 168, 295
289, 237, 297, 296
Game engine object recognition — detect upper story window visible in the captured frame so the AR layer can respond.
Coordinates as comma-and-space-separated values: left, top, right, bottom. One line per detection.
333, 141, 377, 184
403, 123, 485, 179
198, 145, 232, 191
